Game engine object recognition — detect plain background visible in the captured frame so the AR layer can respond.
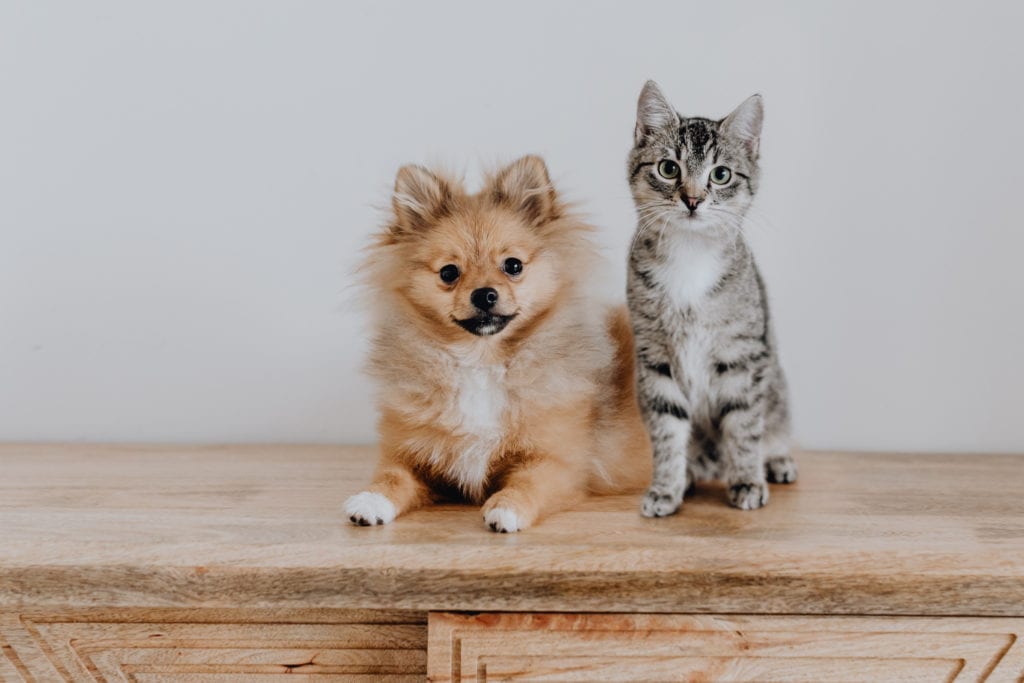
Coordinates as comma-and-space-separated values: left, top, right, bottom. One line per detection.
2, 1, 1022, 451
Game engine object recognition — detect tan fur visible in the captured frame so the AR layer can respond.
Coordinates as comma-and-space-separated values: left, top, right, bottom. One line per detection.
352, 156, 652, 532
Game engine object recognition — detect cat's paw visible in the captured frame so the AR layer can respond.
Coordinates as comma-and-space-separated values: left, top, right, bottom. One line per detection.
641, 487, 683, 518
765, 454, 798, 484
727, 481, 769, 510
344, 491, 397, 526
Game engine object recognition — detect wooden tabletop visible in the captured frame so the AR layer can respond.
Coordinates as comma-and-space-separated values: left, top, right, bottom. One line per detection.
1, 444, 1021, 616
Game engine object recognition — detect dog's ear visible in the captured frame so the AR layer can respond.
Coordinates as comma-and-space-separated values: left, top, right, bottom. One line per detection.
487, 155, 559, 225
391, 165, 454, 235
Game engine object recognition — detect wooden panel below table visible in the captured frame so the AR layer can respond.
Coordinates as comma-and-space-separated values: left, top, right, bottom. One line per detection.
0, 608, 426, 682
427, 612, 1024, 682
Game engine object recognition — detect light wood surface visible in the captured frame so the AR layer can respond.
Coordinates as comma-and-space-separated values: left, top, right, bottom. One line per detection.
1, 444, 1022, 616
427, 612, 1024, 682
0, 608, 426, 682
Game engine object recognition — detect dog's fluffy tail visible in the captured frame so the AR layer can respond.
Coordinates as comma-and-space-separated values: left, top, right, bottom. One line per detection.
588, 305, 653, 495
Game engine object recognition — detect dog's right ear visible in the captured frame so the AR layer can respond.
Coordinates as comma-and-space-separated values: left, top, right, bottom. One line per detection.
487, 155, 559, 226
391, 165, 453, 235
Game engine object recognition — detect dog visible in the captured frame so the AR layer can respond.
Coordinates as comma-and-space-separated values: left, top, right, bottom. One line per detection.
344, 155, 651, 532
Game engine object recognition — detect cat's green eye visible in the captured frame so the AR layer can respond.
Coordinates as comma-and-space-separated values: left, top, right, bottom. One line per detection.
710, 165, 732, 185
657, 160, 680, 180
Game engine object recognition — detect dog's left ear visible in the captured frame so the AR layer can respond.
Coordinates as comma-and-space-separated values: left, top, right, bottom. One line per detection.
488, 155, 559, 225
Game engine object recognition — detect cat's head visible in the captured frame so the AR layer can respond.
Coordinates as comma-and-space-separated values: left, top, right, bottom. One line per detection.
628, 80, 763, 234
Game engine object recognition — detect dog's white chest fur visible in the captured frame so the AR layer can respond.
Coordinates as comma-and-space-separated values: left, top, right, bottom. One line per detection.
438, 360, 507, 498
453, 363, 507, 436
658, 232, 726, 310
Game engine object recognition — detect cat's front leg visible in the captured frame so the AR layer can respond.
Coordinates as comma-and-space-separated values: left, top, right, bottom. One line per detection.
719, 400, 769, 510
636, 361, 692, 518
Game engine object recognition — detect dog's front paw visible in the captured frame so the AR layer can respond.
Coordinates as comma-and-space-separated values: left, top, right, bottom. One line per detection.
482, 493, 532, 533
483, 505, 524, 533
344, 491, 397, 526
727, 481, 769, 510
641, 487, 683, 518
765, 454, 798, 484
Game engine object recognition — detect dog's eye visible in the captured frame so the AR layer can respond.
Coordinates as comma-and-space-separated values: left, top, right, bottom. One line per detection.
439, 264, 460, 284
657, 159, 680, 180
502, 258, 523, 276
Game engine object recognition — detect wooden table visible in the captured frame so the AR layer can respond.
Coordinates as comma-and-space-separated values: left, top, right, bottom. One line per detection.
1, 444, 1022, 681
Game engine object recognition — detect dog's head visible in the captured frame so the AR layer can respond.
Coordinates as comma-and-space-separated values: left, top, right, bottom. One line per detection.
370, 156, 586, 344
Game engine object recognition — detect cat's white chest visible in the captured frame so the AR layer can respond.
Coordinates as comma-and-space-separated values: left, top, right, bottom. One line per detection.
677, 325, 716, 408
658, 233, 726, 310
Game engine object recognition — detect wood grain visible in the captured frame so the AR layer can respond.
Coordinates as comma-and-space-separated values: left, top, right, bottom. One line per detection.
0, 608, 426, 682
427, 612, 1024, 682
1, 444, 1022, 615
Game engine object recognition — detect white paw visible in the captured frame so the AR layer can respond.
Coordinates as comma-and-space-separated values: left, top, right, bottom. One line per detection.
641, 487, 683, 518
728, 482, 769, 510
484, 506, 523, 533
344, 492, 397, 526
765, 455, 798, 484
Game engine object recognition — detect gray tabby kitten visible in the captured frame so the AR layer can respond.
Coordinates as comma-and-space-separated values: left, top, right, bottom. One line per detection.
625, 80, 797, 515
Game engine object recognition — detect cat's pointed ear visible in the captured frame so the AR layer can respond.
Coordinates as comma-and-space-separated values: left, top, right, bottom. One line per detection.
391, 165, 453, 234
721, 94, 764, 159
635, 80, 677, 144
488, 155, 559, 225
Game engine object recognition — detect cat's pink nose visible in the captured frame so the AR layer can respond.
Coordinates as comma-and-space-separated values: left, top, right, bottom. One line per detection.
683, 195, 704, 212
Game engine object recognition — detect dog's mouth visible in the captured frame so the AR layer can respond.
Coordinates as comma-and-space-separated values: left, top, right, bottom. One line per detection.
454, 312, 517, 337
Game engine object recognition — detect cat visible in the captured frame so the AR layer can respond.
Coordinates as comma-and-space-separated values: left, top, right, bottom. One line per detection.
625, 80, 797, 516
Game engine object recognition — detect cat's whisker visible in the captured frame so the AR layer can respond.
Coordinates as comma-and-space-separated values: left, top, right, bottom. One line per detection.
630, 205, 675, 253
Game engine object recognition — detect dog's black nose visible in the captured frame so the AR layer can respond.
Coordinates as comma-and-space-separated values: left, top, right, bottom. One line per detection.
471, 287, 499, 311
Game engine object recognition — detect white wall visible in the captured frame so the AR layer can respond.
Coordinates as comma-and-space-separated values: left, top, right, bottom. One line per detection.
2, 1, 1022, 451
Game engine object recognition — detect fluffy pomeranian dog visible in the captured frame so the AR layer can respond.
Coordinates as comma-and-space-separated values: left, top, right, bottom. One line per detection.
344, 155, 651, 532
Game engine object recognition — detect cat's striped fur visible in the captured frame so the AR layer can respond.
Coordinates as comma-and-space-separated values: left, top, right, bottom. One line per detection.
625, 81, 796, 515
